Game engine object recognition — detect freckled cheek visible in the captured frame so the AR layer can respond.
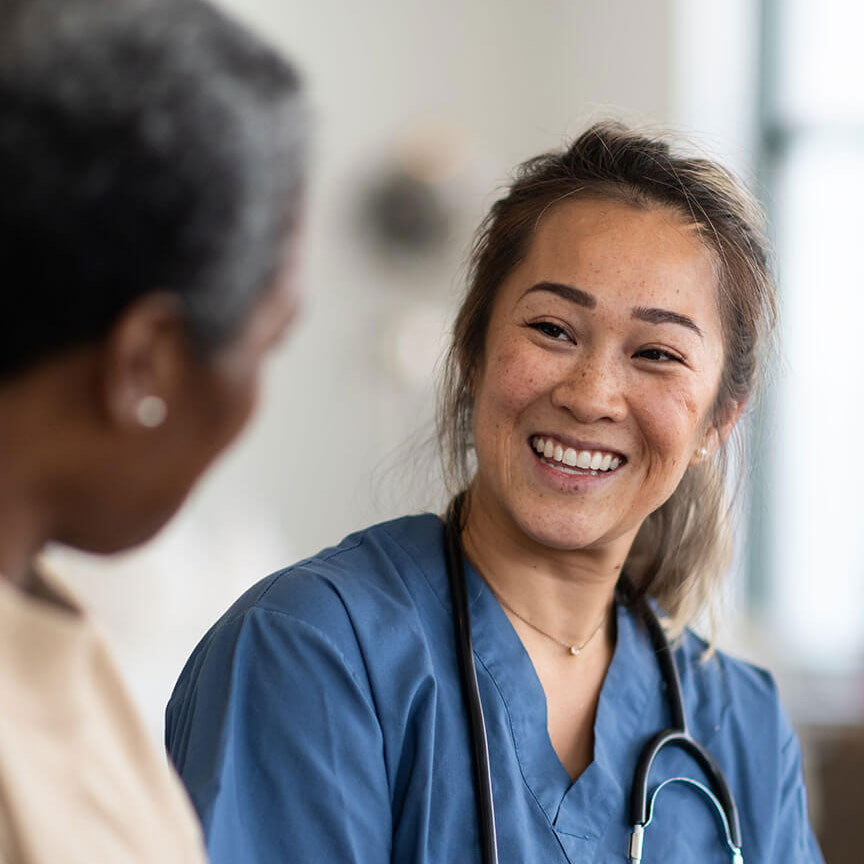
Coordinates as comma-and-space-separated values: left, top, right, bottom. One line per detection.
681, 392, 702, 421
473, 345, 551, 478
482, 345, 554, 414
636, 386, 704, 466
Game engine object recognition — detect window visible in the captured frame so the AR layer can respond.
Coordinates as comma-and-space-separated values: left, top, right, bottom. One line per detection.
759, 0, 864, 674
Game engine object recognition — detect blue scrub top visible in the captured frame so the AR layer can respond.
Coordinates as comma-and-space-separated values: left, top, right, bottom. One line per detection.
166, 514, 824, 863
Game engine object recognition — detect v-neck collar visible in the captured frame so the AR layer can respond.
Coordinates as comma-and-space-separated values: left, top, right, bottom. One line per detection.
390, 513, 730, 857
460, 546, 661, 842
395, 514, 662, 827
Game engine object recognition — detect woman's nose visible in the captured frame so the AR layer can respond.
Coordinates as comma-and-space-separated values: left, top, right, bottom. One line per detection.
550, 357, 628, 424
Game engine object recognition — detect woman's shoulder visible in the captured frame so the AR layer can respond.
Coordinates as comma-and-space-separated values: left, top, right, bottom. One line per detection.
223, 511, 444, 623
176, 512, 447, 685
672, 626, 795, 746
166, 512, 449, 766
666, 627, 822, 860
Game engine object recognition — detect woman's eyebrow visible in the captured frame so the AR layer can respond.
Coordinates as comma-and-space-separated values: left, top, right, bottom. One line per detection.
521, 282, 703, 338
521, 281, 596, 308
631, 306, 703, 338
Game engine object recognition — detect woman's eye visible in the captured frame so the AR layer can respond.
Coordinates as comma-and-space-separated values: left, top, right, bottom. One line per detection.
530, 321, 571, 341
636, 347, 681, 363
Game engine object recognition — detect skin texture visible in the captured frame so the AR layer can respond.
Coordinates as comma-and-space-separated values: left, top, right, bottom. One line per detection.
462, 198, 736, 779
0, 257, 299, 586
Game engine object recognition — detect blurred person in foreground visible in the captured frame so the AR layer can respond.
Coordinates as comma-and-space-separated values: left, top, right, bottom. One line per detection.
168, 123, 823, 862
0, 0, 306, 860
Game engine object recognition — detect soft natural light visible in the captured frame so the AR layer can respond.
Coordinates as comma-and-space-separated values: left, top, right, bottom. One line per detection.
767, 138, 864, 670
777, 0, 864, 126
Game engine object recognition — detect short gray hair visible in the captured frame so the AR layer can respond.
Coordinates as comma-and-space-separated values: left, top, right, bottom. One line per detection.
0, 0, 307, 378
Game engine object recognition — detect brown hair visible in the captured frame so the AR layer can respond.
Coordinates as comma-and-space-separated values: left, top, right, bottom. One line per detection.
437, 121, 776, 627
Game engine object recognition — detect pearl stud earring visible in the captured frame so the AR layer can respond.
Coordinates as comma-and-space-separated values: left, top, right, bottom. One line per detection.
135, 395, 167, 428
698, 447, 708, 458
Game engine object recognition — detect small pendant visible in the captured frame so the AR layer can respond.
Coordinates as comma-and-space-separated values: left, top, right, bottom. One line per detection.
569, 645, 580, 656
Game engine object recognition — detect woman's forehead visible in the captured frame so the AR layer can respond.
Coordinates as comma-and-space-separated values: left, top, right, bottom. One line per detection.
501, 198, 720, 319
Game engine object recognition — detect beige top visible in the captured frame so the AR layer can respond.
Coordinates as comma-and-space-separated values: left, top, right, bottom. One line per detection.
0, 569, 206, 864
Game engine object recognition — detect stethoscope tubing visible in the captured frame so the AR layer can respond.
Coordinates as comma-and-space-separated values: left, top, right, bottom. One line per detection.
626, 589, 742, 849
443, 493, 743, 863
445, 498, 499, 864
630, 728, 741, 844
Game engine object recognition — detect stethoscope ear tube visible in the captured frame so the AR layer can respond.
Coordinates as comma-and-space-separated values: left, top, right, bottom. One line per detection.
627, 588, 743, 861
444, 494, 499, 864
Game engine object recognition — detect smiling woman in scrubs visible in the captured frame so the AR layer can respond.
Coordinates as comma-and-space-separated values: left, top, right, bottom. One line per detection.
167, 123, 824, 863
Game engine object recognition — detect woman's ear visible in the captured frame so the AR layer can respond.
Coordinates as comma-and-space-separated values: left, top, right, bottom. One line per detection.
717, 399, 746, 445
690, 400, 746, 466
99, 293, 187, 431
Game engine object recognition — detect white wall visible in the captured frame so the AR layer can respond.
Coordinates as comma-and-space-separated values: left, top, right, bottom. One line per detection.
47, 0, 678, 741
671, 0, 761, 177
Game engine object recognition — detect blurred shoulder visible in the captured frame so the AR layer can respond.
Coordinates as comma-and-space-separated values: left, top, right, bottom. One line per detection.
234, 511, 442, 610
191, 512, 447, 655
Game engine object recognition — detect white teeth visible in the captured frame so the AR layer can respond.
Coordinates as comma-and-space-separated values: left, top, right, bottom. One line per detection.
531, 436, 624, 473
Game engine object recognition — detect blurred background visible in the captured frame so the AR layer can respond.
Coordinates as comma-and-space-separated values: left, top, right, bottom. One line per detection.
43, 0, 864, 856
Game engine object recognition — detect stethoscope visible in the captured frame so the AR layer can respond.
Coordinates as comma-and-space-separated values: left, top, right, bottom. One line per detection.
443, 494, 744, 864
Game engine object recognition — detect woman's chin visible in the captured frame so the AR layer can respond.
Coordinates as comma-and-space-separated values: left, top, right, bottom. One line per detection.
58, 499, 188, 557
512, 513, 603, 553
504, 504, 641, 558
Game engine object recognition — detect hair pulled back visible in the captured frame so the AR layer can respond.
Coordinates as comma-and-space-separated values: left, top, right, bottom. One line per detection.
438, 121, 776, 626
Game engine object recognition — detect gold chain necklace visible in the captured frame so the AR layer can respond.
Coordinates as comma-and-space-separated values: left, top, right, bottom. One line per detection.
490, 587, 609, 657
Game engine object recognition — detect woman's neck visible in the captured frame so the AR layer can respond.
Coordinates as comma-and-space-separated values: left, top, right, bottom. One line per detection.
0, 393, 53, 587
460, 486, 636, 649
0, 494, 45, 588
